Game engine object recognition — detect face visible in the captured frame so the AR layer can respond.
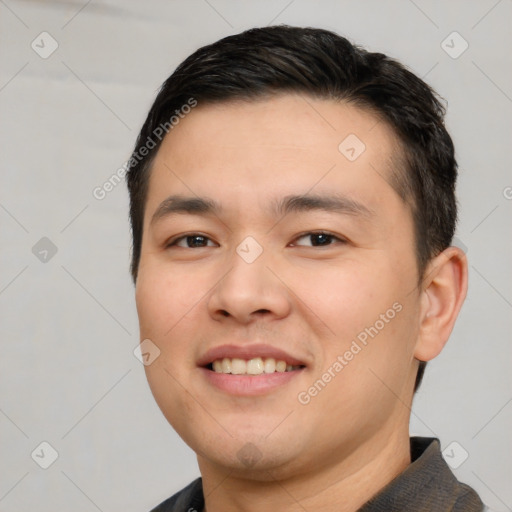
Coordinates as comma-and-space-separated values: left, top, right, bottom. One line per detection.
135, 94, 423, 479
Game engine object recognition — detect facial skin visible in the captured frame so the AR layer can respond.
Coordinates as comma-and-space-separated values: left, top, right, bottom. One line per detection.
135, 94, 467, 512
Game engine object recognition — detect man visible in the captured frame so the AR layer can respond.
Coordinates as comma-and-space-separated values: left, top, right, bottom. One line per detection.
126, 25, 488, 511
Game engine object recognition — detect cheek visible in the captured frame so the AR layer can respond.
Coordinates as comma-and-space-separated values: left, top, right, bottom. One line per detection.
136, 270, 199, 429
292, 258, 418, 388
288, 258, 397, 343
135, 264, 210, 381
135, 262, 200, 337
142, 357, 192, 444
300, 301, 419, 434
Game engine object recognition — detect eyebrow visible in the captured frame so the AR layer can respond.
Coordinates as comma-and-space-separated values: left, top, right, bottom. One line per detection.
150, 193, 374, 227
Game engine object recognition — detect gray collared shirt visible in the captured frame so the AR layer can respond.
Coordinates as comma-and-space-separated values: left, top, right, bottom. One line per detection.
150, 437, 487, 511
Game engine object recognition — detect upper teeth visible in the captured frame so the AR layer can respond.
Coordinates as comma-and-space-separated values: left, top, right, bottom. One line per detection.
211, 357, 300, 375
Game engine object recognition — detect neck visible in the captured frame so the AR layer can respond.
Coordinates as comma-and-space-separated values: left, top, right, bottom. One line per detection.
198, 424, 411, 512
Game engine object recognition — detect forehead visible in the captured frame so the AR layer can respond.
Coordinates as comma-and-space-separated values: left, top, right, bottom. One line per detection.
145, 94, 404, 222
156, 94, 396, 158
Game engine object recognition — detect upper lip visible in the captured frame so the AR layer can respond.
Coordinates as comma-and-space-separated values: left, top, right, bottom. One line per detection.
197, 344, 307, 367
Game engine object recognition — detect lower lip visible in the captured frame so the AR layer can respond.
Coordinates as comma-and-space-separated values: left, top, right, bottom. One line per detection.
199, 367, 304, 396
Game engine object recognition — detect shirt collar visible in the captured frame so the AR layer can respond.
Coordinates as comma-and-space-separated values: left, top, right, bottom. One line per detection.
358, 436, 484, 511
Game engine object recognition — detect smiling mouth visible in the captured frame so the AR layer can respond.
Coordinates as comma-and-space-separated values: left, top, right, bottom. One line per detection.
206, 357, 305, 375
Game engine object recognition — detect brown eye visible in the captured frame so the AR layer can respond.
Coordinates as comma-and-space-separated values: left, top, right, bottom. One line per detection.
167, 234, 216, 248
292, 232, 346, 247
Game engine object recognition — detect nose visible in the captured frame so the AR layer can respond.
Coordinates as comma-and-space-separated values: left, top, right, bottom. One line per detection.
206, 244, 292, 324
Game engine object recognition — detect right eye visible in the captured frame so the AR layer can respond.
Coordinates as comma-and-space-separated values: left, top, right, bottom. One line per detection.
166, 233, 217, 249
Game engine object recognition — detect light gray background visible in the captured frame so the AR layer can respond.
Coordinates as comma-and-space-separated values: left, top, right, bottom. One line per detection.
1, 1, 511, 510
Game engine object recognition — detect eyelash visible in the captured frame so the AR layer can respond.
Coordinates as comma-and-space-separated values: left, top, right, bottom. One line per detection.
166, 231, 347, 249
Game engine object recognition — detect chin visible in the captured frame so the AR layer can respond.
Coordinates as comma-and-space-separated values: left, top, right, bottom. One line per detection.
188, 425, 309, 477
198, 443, 304, 480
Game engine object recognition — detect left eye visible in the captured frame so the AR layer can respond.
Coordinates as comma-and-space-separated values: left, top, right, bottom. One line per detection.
291, 232, 345, 247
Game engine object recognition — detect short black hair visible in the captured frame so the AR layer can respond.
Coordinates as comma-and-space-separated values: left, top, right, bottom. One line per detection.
126, 25, 459, 392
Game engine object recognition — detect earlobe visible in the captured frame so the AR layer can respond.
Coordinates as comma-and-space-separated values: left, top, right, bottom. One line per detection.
414, 246, 468, 362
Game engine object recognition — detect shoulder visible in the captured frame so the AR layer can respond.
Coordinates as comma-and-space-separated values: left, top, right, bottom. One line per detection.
451, 482, 489, 512
148, 478, 203, 512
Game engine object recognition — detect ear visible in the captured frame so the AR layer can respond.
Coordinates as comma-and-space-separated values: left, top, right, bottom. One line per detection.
414, 246, 468, 362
